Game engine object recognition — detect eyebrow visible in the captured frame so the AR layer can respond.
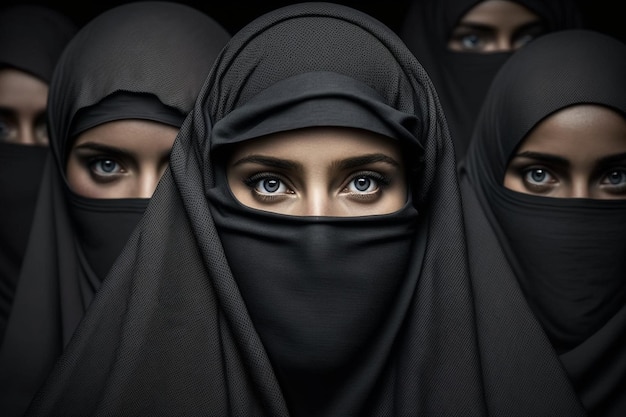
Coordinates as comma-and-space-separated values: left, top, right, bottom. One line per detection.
231, 153, 401, 171
335, 153, 401, 170
511, 151, 569, 167
231, 155, 303, 171
597, 151, 626, 165
72, 141, 128, 158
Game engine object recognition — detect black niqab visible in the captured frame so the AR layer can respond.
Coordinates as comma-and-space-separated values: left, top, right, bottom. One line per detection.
461, 29, 626, 416
400, 0, 582, 161
0, 4, 77, 341
0, 2, 230, 416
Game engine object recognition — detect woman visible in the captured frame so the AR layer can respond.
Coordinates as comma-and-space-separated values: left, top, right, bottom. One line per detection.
0, 4, 77, 341
0, 2, 230, 415
400, 0, 582, 161
460, 29, 626, 416
26, 3, 583, 416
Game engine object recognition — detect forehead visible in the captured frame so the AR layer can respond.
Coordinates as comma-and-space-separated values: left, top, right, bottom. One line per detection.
519, 104, 626, 159
460, 0, 539, 26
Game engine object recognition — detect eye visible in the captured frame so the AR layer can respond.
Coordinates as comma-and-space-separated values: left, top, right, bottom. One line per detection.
448, 29, 490, 52
524, 168, 553, 185
460, 34, 482, 49
604, 169, 626, 185
348, 175, 376, 193
244, 173, 292, 196
0, 118, 17, 143
90, 158, 124, 176
344, 171, 390, 196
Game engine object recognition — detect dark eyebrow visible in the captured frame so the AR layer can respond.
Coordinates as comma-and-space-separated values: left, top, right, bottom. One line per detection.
512, 151, 569, 167
231, 155, 302, 172
335, 153, 401, 170
451, 23, 494, 34
72, 141, 127, 158
597, 151, 626, 165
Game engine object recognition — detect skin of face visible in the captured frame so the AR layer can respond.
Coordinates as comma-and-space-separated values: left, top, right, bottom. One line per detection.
504, 104, 626, 199
227, 126, 408, 216
0, 68, 49, 146
66, 119, 178, 199
447, 0, 545, 52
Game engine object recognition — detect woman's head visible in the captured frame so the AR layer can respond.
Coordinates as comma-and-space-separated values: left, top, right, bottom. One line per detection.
448, 0, 545, 52
0, 5, 77, 146
47, 1, 230, 199
504, 104, 626, 199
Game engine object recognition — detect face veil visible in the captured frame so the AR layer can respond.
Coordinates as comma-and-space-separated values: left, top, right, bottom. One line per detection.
25, 3, 584, 417
460, 29, 626, 416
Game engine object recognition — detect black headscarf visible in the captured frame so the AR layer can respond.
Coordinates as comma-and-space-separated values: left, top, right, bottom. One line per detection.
400, 0, 582, 162
26, 3, 583, 416
0, 2, 230, 416
0, 5, 77, 341
460, 29, 626, 416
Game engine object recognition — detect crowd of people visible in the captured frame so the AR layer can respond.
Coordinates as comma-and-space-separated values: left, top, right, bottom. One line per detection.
0, 1, 624, 416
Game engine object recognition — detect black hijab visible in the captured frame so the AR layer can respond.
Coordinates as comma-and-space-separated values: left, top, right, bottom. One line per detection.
460, 29, 626, 416
0, 2, 230, 416
0, 4, 77, 341
400, 0, 582, 162
26, 3, 583, 416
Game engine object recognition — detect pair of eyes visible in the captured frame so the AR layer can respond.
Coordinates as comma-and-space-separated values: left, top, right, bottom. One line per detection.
0, 113, 48, 145
522, 166, 626, 192
244, 171, 390, 196
448, 25, 545, 52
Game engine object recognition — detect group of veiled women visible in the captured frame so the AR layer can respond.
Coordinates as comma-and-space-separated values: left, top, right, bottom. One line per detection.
0, 1, 624, 416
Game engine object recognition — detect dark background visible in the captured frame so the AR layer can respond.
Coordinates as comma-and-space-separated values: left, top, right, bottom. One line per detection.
5, 0, 626, 43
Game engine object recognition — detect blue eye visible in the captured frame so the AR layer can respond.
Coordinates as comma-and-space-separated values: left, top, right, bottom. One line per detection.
91, 159, 122, 176
250, 176, 289, 195
461, 34, 481, 49
606, 170, 626, 185
350, 176, 374, 192
525, 168, 551, 184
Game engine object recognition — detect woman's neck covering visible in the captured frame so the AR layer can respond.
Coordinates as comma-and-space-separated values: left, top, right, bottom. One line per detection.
25, 3, 583, 416
0, 4, 77, 342
460, 29, 626, 416
0, 2, 230, 416
400, 0, 582, 162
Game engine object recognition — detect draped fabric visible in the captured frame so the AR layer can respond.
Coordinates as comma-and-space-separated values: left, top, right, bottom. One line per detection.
0, 2, 230, 416
0, 4, 77, 342
400, 0, 582, 161
461, 29, 626, 416
27, 3, 582, 416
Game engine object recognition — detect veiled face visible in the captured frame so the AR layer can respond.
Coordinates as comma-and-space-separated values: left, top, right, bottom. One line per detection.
66, 119, 177, 199
448, 0, 545, 52
504, 104, 626, 199
226, 126, 408, 216
0, 68, 49, 146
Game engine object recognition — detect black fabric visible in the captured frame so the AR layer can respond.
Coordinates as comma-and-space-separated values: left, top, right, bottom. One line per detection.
0, 2, 230, 416
0, 144, 47, 340
26, 3, 583, 416
460, 29, 626, 416
400, 0, 582, 162
0, 5, 77, 342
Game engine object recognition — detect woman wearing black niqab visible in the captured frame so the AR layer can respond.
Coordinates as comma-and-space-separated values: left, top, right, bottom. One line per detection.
0, 2, 230, 416
25, 3, 584, 416
460, 29, 626, 416
0, 4, 77, 341
400, 0, 582, 161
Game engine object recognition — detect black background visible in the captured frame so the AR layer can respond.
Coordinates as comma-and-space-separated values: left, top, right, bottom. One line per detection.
5, 1, 626, 43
